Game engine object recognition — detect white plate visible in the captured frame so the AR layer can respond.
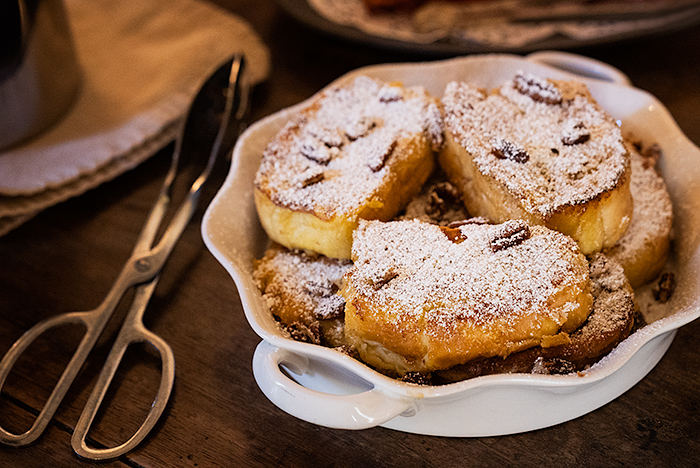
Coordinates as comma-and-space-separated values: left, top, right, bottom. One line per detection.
202, 52, 700, 436
274, 0, 700, 56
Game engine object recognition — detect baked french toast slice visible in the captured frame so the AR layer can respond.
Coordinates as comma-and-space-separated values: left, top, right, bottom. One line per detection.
254, 76, 443, 259
341, 218, 594, 376
439, 72, 633, 254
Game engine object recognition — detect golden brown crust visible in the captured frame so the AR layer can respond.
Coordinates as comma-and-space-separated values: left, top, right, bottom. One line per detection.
433, 253, 637, 382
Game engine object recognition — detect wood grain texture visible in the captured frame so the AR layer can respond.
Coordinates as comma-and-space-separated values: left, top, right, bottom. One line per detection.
1, 1, 700, 466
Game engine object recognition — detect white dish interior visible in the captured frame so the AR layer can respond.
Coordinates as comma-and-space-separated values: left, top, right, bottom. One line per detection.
202, 53, 700, 436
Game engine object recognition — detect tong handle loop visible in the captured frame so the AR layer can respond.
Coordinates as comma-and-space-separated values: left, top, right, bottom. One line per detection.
71, 286, 175, 460
0, 311, 97, 445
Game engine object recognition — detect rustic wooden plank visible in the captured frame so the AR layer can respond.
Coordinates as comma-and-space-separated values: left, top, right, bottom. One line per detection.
0, 398, 128, 468
1, 1, 700, 467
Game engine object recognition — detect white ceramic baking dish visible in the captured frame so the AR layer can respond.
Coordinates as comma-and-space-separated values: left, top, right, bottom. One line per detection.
201, 52, 700, 436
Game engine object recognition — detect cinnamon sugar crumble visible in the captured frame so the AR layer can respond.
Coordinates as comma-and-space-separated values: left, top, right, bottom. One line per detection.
603, 139, 673, 284
488, 219, 531, 252
576, 253, 635, 340
253, 246, 351, 325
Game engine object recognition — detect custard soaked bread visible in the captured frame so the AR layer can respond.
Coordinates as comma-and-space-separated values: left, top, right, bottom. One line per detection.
341, 218, 595, 376
439, 72, 633, 254
603, 139, 673, 288
253, 244, 352, 348
254, 76, 443, 259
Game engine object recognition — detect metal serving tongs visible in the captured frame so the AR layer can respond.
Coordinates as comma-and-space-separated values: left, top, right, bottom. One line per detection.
0, 54, 246, 460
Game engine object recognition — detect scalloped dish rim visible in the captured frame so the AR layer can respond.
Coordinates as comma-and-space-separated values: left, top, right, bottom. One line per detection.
202, 54, 700, 430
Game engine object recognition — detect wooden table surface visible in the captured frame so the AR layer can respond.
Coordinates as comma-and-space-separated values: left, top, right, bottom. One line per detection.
2, 2, 700, 466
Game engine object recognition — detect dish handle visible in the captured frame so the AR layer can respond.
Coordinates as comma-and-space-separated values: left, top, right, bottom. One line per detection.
252, 341, 416, 429
526, 51, 632, 87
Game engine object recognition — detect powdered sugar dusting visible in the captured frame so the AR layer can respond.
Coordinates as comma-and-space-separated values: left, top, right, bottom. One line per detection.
254, 245, 352, 324
604, 140, 673, 270
347, 219, 589, 330
441, 72, 629, 217
254, 76, 443, 217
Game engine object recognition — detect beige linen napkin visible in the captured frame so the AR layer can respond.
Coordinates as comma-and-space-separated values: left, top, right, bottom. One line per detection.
0, 0, 270, 235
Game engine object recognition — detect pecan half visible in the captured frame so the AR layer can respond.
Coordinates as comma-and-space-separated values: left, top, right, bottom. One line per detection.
368, 265, 399, 290
491, 138, 529, 163
378, 85, 404, 103
513, 72, 562, 105
304, 279, 338, 297
367, 138, 397, 172
653, 272, 676, 303
426, 181, 462, 218
308, 124, 345, 148
297, 167, 325, 188
315, 294, 346, 320
284, 322, 321, 345
561, 120, 590, 145
300, 137, 332, 164
488, 219, 531, 252
345, 116, 377, 140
